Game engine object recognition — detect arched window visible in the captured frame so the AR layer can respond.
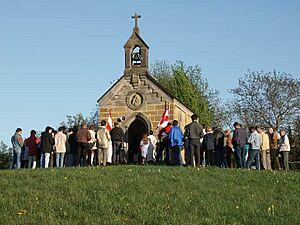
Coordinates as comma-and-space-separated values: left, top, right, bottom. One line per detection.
131, 45, 141, 65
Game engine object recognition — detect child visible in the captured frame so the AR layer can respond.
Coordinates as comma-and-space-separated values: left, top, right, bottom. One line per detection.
140, 133, 149, 164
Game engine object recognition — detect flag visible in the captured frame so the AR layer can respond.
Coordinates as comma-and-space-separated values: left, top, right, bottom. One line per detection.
107, 109, 113, 132
157, 106, 169, 131
107, 109, 113, 163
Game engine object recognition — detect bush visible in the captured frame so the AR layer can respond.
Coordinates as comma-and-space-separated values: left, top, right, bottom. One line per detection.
0, 141, 11, 169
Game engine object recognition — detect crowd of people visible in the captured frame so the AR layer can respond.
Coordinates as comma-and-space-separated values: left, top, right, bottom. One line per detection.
10, 114, 291, 171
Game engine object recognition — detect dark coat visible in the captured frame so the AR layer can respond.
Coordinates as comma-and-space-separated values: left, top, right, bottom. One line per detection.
110, 127, 124, 142
213, 129, 224, 151
202, 133, 215, 151
41, 132, 54, 153
185, 121, 204, 140
232, 128, 247, 148
68, 131, 78, 154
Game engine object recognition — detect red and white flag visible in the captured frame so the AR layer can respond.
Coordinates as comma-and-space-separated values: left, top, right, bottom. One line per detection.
107, 109, 113, 163
157, 106, 169, 131
107, 109, 113, 132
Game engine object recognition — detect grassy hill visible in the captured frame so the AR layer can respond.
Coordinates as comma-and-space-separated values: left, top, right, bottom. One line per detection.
0, 166, 299, 225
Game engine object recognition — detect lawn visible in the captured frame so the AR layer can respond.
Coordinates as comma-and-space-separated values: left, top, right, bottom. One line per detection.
0, 166, 299, 225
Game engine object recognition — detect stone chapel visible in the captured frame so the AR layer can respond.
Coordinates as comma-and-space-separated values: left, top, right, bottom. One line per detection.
97, 14, 194, 162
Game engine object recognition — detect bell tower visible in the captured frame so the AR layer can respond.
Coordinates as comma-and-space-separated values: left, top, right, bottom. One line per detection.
124, 13, 149, 78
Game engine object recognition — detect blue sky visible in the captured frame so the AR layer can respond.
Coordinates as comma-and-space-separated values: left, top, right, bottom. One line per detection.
1, 0, 299, 145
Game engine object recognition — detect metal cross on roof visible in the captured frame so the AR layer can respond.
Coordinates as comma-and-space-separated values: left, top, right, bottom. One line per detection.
131, 13, 141, 28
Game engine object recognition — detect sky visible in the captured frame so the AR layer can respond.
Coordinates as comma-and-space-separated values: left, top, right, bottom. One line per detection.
1, 0, 300, 145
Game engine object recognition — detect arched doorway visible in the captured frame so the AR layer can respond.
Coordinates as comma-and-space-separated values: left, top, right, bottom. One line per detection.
127, 116, 148, 163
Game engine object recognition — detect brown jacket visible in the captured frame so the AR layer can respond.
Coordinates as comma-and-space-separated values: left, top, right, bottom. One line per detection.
224, 134, 233, 152
76, 128, 91, 143
268, 132, 279, 150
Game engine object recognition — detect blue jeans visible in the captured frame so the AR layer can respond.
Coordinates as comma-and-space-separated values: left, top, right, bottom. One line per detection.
12, 152, 21, 169
234, 145, 246, 168
40, 153, 50, 168
56, 153, 65, 168
40, 153, 44, 168
246, 149, 260, 170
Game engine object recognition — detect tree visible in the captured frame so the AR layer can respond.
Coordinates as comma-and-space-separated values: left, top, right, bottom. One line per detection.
0, 141, 11, 169
289, 118, 300, 168
86, 104, 99, 129
60, 104, 99, 129
60, 113, 87, 129
151, 60, 220, 126
230, 70, 300, 129
213, 101, 237, 130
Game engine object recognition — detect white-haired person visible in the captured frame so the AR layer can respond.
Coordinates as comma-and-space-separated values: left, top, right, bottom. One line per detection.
279, 130, 290, 171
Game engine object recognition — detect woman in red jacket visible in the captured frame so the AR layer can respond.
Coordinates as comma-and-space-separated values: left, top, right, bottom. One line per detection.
26, 130, 40, 169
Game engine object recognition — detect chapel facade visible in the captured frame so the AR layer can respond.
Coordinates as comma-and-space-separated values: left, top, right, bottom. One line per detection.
97, 14, 194, 161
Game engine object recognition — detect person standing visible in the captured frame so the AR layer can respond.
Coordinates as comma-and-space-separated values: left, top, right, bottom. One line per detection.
26, 130, 40, 169
224, 129, 234, 168
64, 127, 73, 167
147, 130, 157, 164
76, 123, 91, 166
202, 127, 215, 166
258, 127, 271, 170
88, 125, 97, 166
21, 140, 29, 168
140, 133, 150, 164
54, 127, 67, 168
97, 120, 111, 167
267, 128, 280, 170
168, 120, 184, 166
110, 122, 124, 165
40, 126, 54, 168
11, 128, 24, 169
279, 130, 290, 171
199, 125, 206, 166
157, 122, 172, 165
232, 122, 247, 168
246, 126, 261, 170
213, 128, 225, 167
67, 126, 78, 167
184, 114, 204, 167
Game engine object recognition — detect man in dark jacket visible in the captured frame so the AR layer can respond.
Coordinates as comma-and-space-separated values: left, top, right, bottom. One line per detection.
110, 122, 125, 165
76, 123, 91, 166
184, 114, 204, 167
232, 122, 247, 168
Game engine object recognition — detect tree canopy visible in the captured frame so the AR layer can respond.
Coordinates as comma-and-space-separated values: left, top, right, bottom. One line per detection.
60, 105, 99, 129
151, 60, 219, 126
230, 70, 300, 129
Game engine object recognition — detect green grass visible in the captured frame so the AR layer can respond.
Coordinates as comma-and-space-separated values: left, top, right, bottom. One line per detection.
0, 166, 299, 225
